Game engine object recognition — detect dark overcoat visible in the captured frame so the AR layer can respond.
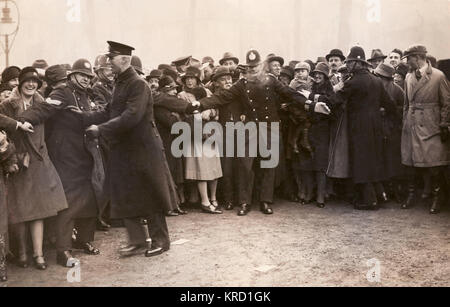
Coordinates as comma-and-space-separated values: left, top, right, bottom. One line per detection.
18, 81, 99, 219
322, 70, 397, 184
378, 77, 404, 179
307, 81, 334, 172
0, 115, 18, 234
82, 67, 178, 219
153, 92, 189, 185
0, 89, 68, 224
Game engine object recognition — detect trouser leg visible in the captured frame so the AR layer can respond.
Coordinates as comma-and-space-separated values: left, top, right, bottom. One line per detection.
56, 210, 75, 252
259, 166, 276, 203
74, 218, 96, 244
148, 210, 170, 250
316, 171, 326, 204
237, 157, 255, 205
221, 156, 234, 203
123, 218, 147, 246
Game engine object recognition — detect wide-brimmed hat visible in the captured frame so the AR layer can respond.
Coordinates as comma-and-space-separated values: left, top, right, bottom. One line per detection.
312, 62, 330, 78
146, 69, 163, 81
266, 53, 285, 66
211, 66, 232, 82
345, 46, 372, 66
326, 49, 346, 62
181, 66, 201, 83
219, 52, 239, 66
401, 45, 427, 60
18, 67, 43, 91
68, 59, 95, 78
368, 49, 387, 62
374, 63, 395, 79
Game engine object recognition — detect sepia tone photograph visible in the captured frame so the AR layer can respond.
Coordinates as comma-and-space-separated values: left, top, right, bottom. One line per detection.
0, 0, 449, 291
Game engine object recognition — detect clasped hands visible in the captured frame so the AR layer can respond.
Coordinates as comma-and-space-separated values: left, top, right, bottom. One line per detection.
298, 89, 331, 115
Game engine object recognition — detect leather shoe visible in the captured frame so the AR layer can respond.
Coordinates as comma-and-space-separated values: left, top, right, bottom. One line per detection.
119, 244, 147, 258
56, 251, 80, 268
166, 210, 179, 217
96, 219, 111, 231
201, 204, 223, 214
175, 206, 188, 215
73, 242, 100, 255
260, 202, 274, 215
33, 256, 48, 270
316, 202, 325, 209
237, 204, 250, 216
145, 246, 169, 258
224, 202, 234, 211
15, 255, 29, 268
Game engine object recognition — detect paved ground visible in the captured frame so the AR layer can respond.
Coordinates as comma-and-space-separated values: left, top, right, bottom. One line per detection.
3, 199, 450, 287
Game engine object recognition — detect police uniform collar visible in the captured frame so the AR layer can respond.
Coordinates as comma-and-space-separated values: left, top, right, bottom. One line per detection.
117, 66, 137, 82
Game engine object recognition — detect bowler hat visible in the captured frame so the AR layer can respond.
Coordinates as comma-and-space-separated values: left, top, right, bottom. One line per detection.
146, 69, 162, 81
280, 66, 294, 80
374, 63, 395, 79
345, 46, 371, 66
395, 62, 409, 79
18, 67, 43, 91
181, 66, 201, 83
401, 45, 427, 60
45, 65, 68, 86
246, 49, 262, 67
219, 52, 239, 66
368, 49, 387, 62
313, 62, 330, 78
211, 66, 232, 82
326, 49, 346, 62
1, 66, 21, 84
106, 41, 135, 57
69, 59, 95, 78
266, 54, 284, 66
316, 57, 327, 65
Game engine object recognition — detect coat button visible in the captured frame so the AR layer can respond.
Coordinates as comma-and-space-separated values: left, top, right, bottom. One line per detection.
265, 116, 269, 119
253, 109, 256, 112
265, 107, 268, 110
247, 90, 250, 93
250, 99, 253, 103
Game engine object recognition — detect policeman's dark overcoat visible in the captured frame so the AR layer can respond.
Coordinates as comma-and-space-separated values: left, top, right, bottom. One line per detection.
82, 67, 178, 218
323, 70, 397, 184
18, 82, 98, 219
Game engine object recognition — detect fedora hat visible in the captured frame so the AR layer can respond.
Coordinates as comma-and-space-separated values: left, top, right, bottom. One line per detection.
219, 52, 239, 66
368, 49, 387, 62
374, 63, 395, 79
401, 45, 427, 60
211, 66, 232, 82
266, 53, 285, 66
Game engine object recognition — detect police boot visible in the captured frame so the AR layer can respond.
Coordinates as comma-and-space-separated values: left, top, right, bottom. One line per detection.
430, 187, 442, 214
401, 184, 415, 209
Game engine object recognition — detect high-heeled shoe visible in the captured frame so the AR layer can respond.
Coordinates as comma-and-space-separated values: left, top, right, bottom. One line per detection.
201, 203, 223, 214
16, 256, 29, 268
33, 256, 48, 270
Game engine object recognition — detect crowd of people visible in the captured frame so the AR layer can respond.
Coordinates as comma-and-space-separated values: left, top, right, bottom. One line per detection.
0, 41, 449, 283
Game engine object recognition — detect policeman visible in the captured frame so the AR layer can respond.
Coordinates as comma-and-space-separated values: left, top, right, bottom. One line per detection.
19, 59, 101, 267
79, 41, 179, 258
92, 54, 114, 107
194, 49, 330, 216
